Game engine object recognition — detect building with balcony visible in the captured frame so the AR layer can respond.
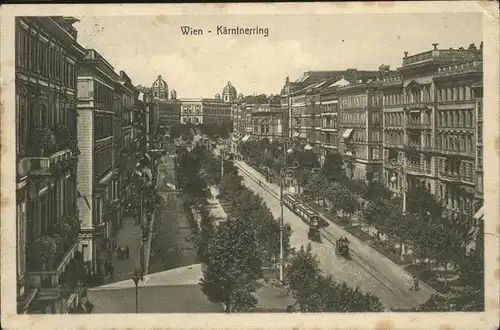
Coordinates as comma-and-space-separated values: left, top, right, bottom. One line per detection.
283, 69, 391, 163
113, 70, 138, 230
76, 49, 119, 279
179, 98, 232, 125
15, 16, 87, 314
381, 43, 483, 226
338, 80, 386, 181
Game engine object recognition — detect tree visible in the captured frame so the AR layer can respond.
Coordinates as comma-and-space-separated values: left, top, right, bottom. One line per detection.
321, 151, 346, 183
200, 216, 262, 312
286, 244, 384, 312
286, 244, 322, 311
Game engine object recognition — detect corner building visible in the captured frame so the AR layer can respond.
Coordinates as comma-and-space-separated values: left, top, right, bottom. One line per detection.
381, 43, 483, 225
15, 17, 86, 314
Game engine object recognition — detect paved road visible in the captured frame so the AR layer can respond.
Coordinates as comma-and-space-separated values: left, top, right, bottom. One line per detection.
148, 155, 198, 274
234, 160, 434, 311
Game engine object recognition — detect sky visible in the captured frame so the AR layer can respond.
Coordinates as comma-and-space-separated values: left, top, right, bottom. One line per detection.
74, 13, 482, 99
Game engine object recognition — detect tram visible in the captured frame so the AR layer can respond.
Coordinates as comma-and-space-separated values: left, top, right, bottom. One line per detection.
335, 236, 350, 259
293, 202, 321, 242
282, 194, 300, 213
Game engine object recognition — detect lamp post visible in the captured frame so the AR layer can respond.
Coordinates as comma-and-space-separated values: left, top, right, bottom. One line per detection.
132, 265, 143, 313
390, 158, 407, 259
279, 161, 299, 283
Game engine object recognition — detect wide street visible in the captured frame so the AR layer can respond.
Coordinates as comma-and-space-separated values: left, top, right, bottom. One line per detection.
233, 159, 434, 310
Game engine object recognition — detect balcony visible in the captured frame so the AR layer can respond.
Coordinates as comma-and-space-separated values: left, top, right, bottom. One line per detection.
436, 61, 482, 78
406, 164, 431, 175
384, 142, 404, 149
18, 149, 73, 177
25, 241, 79, 291
404, 122, 431, 130
402, 102, 432, 110
439, 171, 474, 184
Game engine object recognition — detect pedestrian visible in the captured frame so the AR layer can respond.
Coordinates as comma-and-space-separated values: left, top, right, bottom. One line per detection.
125, 245, 130, 259
112, 240, 117, 251
413, 275, 420, 291
109, 262, 115, 280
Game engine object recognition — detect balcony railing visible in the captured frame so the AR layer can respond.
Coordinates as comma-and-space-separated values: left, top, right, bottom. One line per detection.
436, 61, 482, 77
384, 142, 404, 149
402, 101, 432, 110
439, 172, 474, 183
25, 242, 79, 290
406, 164, 431, 174
404, 122, 431, 129
18, 149, 73, 177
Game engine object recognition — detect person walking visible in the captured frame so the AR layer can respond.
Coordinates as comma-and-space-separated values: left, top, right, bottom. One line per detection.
109, 262, 115, 281
413, 275, 420, 291
125, 245, 130, 259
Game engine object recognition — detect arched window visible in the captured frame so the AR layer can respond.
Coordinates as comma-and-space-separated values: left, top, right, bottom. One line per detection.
458, 85, 464, 100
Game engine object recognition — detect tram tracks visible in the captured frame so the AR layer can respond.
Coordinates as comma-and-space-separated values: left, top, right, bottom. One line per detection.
234, 162, 420, 309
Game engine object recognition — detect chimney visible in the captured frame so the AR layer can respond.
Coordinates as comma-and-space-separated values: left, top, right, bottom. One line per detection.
404, 51, 408, 58
468, 43, 477, 51
480, 41, 483, 50
432, 43, 439, 50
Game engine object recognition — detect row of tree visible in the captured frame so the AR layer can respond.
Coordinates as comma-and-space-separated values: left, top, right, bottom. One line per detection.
239, 140, 485, 311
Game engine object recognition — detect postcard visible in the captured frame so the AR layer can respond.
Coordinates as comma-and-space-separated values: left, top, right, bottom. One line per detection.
1, 2, 498, 329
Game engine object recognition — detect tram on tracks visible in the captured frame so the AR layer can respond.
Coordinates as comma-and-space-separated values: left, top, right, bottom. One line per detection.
283, 194, 321, 242
335, 236, 350, 259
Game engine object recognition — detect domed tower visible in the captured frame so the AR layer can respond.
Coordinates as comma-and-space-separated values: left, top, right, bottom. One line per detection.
222, 81, 237, 103
151, 74, 169, 100
215, 93, 221, 101
170, 89, 177, 100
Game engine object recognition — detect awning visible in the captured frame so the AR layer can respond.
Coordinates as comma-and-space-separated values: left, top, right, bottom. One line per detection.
293, 132, 300, 138
298, 133, 306, 139
342, 128, 354, 139
473, 206, 484, 220
242, 135, 250, 142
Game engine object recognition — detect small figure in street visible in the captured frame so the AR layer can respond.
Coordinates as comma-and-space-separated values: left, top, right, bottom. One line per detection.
112, 239, 117, 251
413, 275, 420, 291
117, 246, 122, 260
125, 245, 130, 259
109, 262, 114, 280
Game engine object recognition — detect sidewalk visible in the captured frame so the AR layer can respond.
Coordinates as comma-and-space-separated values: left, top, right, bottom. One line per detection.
102, 215, 144, 285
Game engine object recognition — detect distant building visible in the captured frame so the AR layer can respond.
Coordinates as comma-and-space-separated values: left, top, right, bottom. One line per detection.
151, 74, 169, 101
179, 98, 231, 125
152, 100, 181, 133
251, 104, 286, 141
221, 81, 237, 103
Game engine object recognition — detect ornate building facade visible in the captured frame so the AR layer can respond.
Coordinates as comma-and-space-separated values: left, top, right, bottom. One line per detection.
15, 16, 86, 314
381, 43, 483, 225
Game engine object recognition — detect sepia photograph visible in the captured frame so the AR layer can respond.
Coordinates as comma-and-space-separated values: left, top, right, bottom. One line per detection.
1, 2, 499, 329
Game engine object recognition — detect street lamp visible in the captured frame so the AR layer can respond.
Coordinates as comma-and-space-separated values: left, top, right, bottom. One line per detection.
390, 158, 408, 259
279, 160, 300, 283
389, 158, 407, 215
132, 265, 143, 313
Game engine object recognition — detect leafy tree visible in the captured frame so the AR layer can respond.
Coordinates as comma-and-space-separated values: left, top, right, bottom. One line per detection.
200, 216, 262, 312
286, 244, 322, 311
196, 205, 217, 264
286, 244, 384, 312
321, 151, 345, 182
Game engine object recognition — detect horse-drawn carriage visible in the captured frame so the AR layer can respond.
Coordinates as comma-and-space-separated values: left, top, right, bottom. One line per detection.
335, 236, 350, 259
